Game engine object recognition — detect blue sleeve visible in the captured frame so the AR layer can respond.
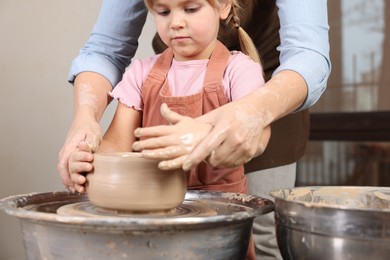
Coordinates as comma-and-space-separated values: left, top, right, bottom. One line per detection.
275, 0, 331, 110
68, 0, 148, 87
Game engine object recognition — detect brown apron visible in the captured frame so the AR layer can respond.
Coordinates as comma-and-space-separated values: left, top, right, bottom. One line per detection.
141, 41, 248, 194
152, 0, 310, 173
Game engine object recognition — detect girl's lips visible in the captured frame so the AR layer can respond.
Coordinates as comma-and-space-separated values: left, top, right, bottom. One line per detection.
173, 36, 189, 40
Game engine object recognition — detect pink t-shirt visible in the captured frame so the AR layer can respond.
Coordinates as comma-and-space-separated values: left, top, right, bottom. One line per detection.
110, 51, 264, 111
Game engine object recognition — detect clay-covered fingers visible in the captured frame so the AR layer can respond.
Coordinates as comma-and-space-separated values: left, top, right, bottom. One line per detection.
209, 134, 255, 168
182, 122, 227, 171
132, 103, 187, 141
133, 128, 181, 151
134, 125, 176, 139
85, 133, 101, 152
68, 153, 93, 177
134, 104, 213, 169
58, 136, 81, 188
141, 145, 190, 160
57, 151, 73, 189
68, 142, 94, 193
158, 155, 188, 170
75, 184, 86, 193
160, 103, 186, 124
68, 153, 92, 179
210, 140, 256, 168
58, 120, 101, 190
182, 100, 272, 170
207, 125, 271, 168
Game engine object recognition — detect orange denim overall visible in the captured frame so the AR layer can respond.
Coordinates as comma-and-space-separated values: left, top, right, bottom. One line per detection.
141, 41, 248, 193
141, 41, 255, 259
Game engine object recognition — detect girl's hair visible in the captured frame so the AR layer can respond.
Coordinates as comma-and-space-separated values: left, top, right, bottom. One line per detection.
144, 0, 260, 63
223, 0, 260, 63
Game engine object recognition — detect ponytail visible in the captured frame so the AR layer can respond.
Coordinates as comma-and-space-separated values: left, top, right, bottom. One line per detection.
224, 1, 261, 64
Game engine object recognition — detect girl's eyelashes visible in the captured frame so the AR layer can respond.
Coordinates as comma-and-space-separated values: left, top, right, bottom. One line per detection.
153, 4, 202, 16
155, 9, 170, 16
184, 7, 200, 13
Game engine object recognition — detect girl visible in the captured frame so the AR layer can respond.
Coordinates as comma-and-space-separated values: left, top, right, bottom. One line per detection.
69, 1, 266, 258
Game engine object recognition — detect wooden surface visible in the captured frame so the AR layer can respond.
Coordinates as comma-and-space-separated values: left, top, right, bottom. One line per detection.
309, 111, 390, 141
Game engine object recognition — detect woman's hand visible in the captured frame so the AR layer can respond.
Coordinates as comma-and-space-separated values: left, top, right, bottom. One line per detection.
182, 99, 271, 171
132, 103, 212, 170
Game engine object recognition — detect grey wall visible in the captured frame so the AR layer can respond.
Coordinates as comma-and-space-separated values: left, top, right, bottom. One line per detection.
0, 1, 154, 259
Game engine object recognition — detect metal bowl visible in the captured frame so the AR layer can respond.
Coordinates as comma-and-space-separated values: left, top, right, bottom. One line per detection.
1, 190, 273, 259
270, 186, 390, 260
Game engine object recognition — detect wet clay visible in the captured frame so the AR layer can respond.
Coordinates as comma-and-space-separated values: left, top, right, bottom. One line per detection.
56, 201, 218, 218
275, 186, 390, 209
86, 152, 187, 211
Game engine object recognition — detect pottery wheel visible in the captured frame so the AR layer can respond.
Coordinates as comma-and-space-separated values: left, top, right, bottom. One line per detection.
57, 201, 217, 218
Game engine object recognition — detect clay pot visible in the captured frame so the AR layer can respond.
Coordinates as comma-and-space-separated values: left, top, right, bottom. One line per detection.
86, 152, 187, 211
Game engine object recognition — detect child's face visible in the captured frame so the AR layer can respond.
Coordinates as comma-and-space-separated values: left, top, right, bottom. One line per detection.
150, 0, 227, 61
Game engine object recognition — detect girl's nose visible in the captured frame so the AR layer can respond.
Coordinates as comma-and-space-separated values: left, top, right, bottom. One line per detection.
170, 13, 185, 30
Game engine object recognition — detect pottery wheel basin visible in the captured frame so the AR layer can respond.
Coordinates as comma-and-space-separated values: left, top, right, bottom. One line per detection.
0, 190, 273, 260
271, 186, 390, 260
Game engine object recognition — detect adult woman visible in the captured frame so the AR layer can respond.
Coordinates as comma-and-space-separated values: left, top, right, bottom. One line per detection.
59, 0, 330, 258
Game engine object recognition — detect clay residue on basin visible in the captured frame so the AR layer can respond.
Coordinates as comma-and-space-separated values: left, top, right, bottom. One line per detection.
271, 186, 390, 210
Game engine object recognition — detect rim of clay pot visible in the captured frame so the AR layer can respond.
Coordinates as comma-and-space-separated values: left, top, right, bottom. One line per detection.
93, 152, 151, 162
94, 152, 143, 157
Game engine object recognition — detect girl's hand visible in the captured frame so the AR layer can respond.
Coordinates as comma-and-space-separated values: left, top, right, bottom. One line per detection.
68, 141, 94, 193
57, 119, 101, 192
132, 103, 212, 170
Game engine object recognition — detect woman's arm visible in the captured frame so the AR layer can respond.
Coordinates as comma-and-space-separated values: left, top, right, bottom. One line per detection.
58, 72, 112, 188
133, 0, 331, 170
68, 0, 148, 87
186, 0, 331, 168
185, 70, 307, 169
58, 0, 147, 190
275, 0, 331, 110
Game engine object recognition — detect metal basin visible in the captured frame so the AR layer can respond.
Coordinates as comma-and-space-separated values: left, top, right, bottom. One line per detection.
270, 186, 390, 260
0, 190, 273, 260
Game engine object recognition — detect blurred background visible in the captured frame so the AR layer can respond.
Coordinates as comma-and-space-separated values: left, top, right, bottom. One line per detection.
297, 0, 390, 187
0, 1, 389, 259
0, 1, 154, 259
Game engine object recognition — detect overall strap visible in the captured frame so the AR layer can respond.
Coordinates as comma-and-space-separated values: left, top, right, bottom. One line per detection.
144, 48, 174, 84
202, 41, 232, 111
203, 41, 231, 89
141, 48, 173, 128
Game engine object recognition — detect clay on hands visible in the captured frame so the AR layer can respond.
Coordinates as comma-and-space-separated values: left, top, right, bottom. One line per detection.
133, 101, 271, 171
68, 141, 94, 193
58, 117, 101, 192
183, 100, 271, 170
132, 103, 212, 170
